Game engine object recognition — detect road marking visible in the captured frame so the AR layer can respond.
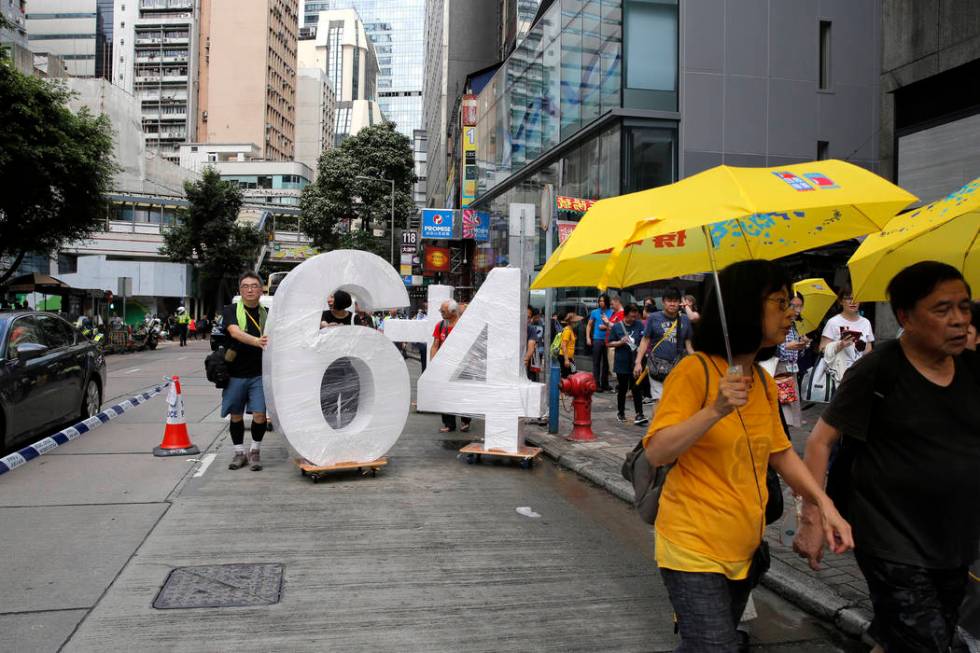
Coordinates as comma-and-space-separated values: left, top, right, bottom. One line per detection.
177, 356, 187, 360
192, 453, 217, 478
124, 368, 142, 374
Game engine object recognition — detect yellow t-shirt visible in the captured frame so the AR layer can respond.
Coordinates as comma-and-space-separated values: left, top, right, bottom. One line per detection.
560, 326, 576, 359
642, 353, 791, 578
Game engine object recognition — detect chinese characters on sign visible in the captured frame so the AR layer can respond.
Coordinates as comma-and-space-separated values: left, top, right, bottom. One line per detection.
461, 209, 490, 241
421, 209, 456, 239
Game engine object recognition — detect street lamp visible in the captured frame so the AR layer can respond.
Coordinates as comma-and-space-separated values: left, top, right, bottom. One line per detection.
355, 174, 396, 266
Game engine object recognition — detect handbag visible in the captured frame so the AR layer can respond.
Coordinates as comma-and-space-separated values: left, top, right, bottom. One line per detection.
800, 358, 836, 403
648, 319, 680, 382
774, 373, 798, 405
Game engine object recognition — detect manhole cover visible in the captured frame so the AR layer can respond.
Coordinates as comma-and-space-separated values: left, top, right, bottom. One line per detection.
153, 563, 283, 609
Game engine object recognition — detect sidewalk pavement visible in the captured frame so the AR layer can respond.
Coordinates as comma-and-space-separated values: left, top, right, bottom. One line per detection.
525, 379, 875, 642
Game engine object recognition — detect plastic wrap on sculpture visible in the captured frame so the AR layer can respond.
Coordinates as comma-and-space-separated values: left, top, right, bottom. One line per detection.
382, 284, 453, 350
263, 250, 411, 466
416, 267, 545, 452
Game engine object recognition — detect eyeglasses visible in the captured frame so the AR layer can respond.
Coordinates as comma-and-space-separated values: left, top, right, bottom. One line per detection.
240, 283, 261, 290
766, 297, 791, 311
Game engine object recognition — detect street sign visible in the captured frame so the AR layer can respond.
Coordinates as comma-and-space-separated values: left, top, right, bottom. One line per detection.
401, 231, 418, 246
401, 244, 417, 254
117, 277, 132, 296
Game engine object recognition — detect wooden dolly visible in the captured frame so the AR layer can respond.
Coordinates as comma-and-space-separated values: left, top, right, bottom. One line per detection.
294, 457, 388, 483
459, 443, 542, 469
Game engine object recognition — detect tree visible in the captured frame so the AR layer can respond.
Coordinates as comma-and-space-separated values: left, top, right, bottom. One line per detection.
300, 121, 417, 262
161, 168, 264, 312
0, 58, 116, 285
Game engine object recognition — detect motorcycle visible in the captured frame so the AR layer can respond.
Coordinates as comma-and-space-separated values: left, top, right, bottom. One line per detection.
131, 316, 161, 351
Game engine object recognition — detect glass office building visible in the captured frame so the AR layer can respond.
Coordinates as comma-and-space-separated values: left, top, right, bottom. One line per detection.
303, 0, 424, 138
469, 0, 679, 289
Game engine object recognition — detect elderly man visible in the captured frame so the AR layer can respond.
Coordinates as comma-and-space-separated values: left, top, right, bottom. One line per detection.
431, 299, 471, 433
794, 261, 980, 653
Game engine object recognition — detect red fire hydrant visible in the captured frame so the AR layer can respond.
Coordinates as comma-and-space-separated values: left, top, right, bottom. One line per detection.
561, 371, 597, 441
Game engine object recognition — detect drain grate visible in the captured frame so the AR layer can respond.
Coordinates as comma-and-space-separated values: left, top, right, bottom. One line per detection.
153, 563, 284, 609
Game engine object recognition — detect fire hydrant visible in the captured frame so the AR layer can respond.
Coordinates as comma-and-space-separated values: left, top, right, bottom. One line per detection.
560, 371, 597, 441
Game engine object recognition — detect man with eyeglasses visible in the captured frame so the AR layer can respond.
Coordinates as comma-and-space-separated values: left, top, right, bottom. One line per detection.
221, 272, 269, 471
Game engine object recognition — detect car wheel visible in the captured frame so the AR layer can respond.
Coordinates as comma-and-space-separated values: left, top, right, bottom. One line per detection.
81, 380, 101, 420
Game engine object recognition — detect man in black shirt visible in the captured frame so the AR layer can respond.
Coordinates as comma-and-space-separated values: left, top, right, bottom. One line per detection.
221, 272, 269, 471
794, 262, 980, 653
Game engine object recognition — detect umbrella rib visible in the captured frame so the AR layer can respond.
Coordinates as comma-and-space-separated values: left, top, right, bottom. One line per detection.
961, 222, 980, 274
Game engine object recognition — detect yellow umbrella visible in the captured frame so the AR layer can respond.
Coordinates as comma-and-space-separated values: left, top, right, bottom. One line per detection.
848, 177, 980, 301
792, 278, 837, 334
537, 160, 917, 291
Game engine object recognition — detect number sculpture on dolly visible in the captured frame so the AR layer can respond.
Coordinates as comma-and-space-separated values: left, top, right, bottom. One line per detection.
263, 250, 411, 467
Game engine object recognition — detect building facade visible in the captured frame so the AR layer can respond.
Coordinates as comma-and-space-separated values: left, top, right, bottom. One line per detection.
25, 0, 113, 78
197, 0, 299, 161
297, 8, 382, 145
1, 0, 28, 48
302, 0, 424, 140
295, 67, 337, 174
423, 0, 500, 208
112, 0, 199, 163
178, 143, 313, 208
458, 0, 880, 293
879, 0, 980, 203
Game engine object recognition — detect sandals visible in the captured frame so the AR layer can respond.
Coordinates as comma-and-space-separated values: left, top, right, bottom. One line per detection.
439, 426, 453, 433
460, 423, 471, 433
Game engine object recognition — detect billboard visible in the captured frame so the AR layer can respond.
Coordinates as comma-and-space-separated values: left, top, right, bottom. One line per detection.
421, 209, 456, 240
424, 246, 451, 272
461, 209, 490, 241
461, 120, 478, 207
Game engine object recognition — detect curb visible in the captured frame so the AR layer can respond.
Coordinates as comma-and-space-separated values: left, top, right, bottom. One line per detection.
0, 381, 170, 476
524, 430, 873, 643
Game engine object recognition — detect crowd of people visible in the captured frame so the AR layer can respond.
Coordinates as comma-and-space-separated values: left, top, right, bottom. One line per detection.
208, 260, 979, 653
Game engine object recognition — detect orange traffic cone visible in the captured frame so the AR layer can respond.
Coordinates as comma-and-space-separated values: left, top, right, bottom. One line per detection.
153, 376, 200, 456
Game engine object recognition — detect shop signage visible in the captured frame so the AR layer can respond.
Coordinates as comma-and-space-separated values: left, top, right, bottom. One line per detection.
421, 209, 456, 239
461, 209, 490, 241
424, 246, 451, 272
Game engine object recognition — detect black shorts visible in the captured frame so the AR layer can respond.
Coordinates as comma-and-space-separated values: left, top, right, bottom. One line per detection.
855, 550, 967, 653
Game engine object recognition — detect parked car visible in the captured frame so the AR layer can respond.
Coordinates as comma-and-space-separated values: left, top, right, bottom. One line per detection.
0, 311, 107, 452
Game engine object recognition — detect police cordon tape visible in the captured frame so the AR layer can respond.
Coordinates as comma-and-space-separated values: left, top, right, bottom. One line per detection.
0, 379, 172, 477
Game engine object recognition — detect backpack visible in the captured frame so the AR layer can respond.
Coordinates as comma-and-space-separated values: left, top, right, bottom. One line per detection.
204, 346, 231, 389
622, 355, 783, 525
549, 329, 564, 359
826, 341, 980, 518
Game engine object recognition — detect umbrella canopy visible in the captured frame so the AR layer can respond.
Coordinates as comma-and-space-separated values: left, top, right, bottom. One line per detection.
848, 177, 980, 301
792, 278, 837, 334
535, 160, 917, 290
5, 272, 71, 294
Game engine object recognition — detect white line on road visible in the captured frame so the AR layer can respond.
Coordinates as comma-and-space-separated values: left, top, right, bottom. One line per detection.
124, 368, 142, 374
192, 453, 217, 477
177, 356, 187, 360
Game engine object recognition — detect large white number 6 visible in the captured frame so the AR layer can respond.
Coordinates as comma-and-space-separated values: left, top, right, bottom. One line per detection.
264, 250, 411, 466
416, 267, 545, 452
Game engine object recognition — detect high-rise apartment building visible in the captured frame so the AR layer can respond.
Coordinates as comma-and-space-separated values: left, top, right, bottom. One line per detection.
297, 8, 382, 146
197, 0, 299, 161
422, 0, 499, 208
295, 67, 337, 174
113, 0, 199, 163
301, 0, 424, 139
25, 0, 114, 78
1, 0, 28, 48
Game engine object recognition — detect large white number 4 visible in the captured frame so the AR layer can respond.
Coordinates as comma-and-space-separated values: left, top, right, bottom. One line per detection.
416, 267, 545, 452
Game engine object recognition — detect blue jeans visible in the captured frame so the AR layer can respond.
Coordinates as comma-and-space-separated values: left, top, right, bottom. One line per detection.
221, 376, 266, 417
660, 568, 752, 652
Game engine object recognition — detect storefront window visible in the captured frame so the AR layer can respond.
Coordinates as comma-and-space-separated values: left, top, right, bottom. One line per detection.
622, 122, 676, 192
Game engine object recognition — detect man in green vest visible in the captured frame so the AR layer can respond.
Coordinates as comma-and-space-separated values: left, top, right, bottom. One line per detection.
221, 272, 269, 471
176, 306, 190, 347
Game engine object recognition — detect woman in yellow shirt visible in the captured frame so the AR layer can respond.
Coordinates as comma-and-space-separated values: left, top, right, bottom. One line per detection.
559, 312, 583, 377
643, 260, 853, 651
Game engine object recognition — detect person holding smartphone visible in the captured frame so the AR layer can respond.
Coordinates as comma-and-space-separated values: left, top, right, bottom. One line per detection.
820, 286, 874, 379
